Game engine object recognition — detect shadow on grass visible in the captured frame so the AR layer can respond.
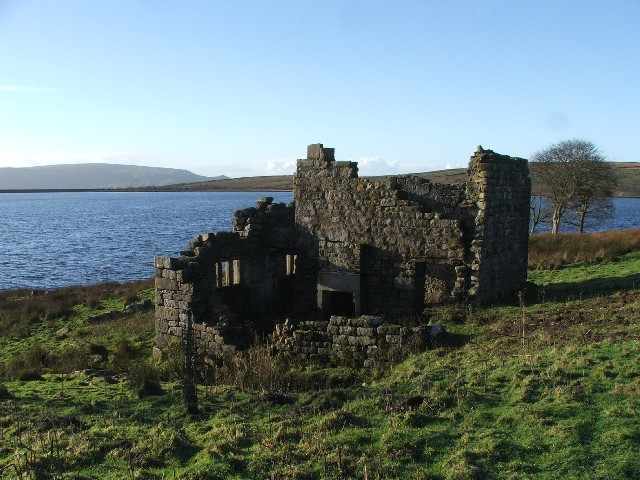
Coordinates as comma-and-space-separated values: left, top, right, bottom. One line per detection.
439, 332, 471, 349
535, 273, 640, 303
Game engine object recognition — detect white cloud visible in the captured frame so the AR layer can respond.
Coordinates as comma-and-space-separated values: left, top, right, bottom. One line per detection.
347, 155, 403, 176
385, 159, 398, 168
355, 155, 381, 166
204, 157, 299, 178
264, 158, 297, 175
0, 84, 60, 93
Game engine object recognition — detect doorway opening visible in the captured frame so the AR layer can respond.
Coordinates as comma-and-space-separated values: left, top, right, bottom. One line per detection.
321, 290, 356, 319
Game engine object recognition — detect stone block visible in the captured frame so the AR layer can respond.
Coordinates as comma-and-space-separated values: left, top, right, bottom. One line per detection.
330, 316, 349, 326
156, 277, 179, 291
338, 325, 356, 335
333, 334, 348, 345
156, 306, 179, 322
356, 327, 375, 336
348, 336, 376, 347
385, 335, 401, 344
327, 325, 341, 335
377, 325, 401, 335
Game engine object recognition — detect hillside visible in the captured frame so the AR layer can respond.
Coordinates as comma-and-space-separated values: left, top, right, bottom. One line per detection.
145, 174, 294, 192
0, 231, 639, 478
0, 164, 224, 190
608, 162, 640, 197
156, 162, 640, 197
377, 161, 640, 197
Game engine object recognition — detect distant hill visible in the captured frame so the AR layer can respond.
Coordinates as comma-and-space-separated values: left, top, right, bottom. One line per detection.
526, 161, 640, 198
147, 175, 294, 192
0, 164, 225, 190
157, 162, 639, 198
598, 162, 640, 198
16, 161, 632, 196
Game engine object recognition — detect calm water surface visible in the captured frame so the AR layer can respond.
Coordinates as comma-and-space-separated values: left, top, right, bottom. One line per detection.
0, 192, 292, 290
0, 193, 638, 290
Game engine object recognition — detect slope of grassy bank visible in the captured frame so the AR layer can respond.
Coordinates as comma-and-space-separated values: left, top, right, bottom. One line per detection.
1, 233, 639, 479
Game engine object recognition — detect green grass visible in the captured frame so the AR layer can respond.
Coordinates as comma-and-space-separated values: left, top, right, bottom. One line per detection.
1, 247, 639, 478
529, 250, 640, 301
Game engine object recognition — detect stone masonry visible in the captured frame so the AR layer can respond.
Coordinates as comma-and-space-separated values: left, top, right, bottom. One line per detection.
155, 143, 530, 359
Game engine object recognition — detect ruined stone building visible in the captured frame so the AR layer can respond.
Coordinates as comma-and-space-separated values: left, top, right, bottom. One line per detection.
155, 144, 530, 357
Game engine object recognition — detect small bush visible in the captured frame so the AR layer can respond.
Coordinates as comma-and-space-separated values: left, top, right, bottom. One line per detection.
0, 383, 12, 399
110, 339, 143, 373
129, 362, 164, 398
1, 345, 51, 380
156, 341, 183, 381
52, 345, 95, 373
19, 370, 45, 381
137, 377, 165, 398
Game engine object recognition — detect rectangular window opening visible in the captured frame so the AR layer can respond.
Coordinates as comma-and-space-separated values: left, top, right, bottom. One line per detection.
216, 259, 241, 287
285, 254, 297, 276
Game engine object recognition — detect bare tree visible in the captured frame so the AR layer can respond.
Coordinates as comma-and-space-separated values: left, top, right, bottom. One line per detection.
531, 139, 616, 234
567, 152, 616, 233
564, 197, 614, 233
529, 193, 551, 234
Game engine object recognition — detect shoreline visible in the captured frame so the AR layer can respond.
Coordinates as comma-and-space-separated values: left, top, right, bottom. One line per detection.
0, 188, 294, 194
0, 277, 155, 295
1, 189, 638, 198
4, 228, 640, 293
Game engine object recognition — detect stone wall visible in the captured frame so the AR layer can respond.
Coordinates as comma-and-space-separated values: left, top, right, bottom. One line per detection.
272, 315, 436, 365
292, 144, 529, 318
293, 145, 466, 317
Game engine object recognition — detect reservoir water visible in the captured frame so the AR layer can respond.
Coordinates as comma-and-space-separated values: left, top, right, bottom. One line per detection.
0, 192, 638, 291
0, 192, 292, 290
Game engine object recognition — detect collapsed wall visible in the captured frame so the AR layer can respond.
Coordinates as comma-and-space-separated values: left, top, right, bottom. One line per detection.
155, 197, 297, 355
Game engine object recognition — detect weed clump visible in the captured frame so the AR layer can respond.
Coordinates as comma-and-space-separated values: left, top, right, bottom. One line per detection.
123, 354, 165, 397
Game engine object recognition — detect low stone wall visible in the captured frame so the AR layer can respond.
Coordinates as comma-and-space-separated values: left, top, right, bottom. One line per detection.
272, 315, 442, 365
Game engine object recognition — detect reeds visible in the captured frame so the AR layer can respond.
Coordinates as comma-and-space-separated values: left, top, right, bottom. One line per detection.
528, 228, 640, 270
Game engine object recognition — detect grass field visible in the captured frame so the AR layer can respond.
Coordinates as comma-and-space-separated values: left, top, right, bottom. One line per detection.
1, 232, 638, 479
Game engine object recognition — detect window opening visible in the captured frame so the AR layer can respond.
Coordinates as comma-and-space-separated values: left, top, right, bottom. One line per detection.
216, 259, 241, 287
285, 254, 297, 276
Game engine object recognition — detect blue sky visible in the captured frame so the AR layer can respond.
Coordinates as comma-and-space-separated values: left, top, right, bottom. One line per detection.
0, 1, 638, 178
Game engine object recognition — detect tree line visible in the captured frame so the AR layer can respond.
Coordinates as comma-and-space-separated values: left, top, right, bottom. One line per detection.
529, 139, 616, 234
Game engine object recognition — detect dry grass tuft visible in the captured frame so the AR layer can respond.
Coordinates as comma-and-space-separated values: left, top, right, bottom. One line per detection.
529, 228, 640, 270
